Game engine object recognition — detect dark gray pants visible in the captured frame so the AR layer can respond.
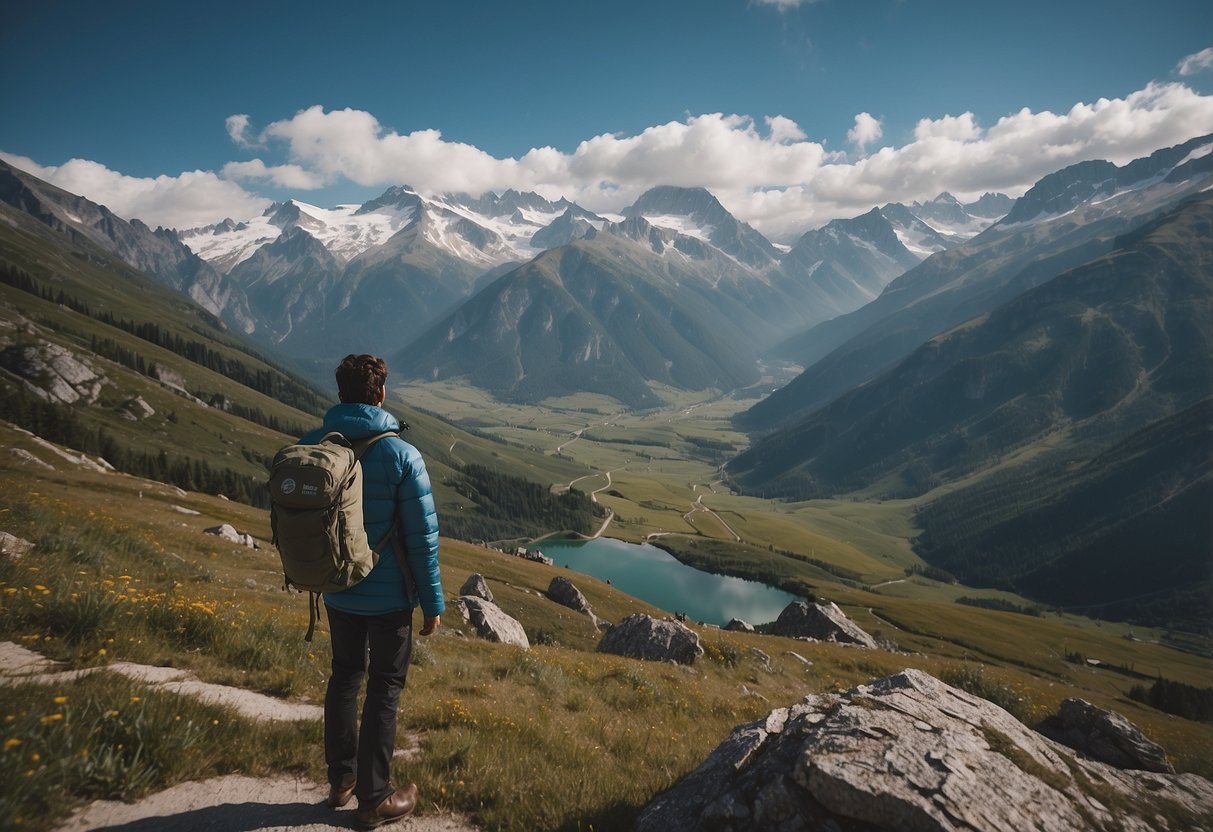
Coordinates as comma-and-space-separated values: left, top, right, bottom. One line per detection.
324, 604, 413, 807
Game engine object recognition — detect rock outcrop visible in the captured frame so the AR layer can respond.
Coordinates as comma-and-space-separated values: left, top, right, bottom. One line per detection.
770, 601, 878, 649
1038, 697, 1175, 774
119, 396, 155, 421
547, 576, 592, 615
597, 614, 703, 665
0, 342, 105, 404
459, 573, 494, 603
455, 596, 529, 649
724, 618, 755, 633
0, 532, 34, 560
636, 668, 1213, 832
203, 524, 258, 549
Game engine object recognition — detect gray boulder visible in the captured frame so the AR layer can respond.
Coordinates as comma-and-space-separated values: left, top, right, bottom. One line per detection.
0, 343, 104, 404
203, 523, 257, 548
459, 573, 494, 603
771, 601, 878, 649
597, 614, 703, 665
119, 396, 155, 421
547, 576, 592, 615
637, 668, 1213, 832
724, 618, 755, 633
1037, 697, 1174, 773
0, 532, 34, 561
455, 596, 529, 649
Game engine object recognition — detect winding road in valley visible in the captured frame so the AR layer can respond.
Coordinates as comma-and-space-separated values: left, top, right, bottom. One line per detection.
683, 494, 742, 541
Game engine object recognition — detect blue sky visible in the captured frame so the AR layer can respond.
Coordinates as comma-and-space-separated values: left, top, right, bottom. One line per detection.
3, 0, 1212, 239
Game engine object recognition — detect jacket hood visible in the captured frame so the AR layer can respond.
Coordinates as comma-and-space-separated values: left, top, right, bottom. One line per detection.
321, 403, 401, 440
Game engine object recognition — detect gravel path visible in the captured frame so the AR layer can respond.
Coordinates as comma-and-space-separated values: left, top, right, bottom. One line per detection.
0, 644, 479, 832
51, 775, 479, 832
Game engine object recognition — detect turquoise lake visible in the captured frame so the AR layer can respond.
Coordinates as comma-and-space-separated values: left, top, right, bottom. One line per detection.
535, 537, 800, 626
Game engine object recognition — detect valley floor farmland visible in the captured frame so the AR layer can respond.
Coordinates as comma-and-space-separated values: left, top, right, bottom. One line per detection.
400, 378, 1213, 655
404, 381, 954, 591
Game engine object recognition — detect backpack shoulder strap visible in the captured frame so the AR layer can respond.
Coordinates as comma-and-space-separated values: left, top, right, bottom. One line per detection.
350, 431, 398, 460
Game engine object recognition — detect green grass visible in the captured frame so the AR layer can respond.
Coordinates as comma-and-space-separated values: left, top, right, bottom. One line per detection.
0, 673, 320, 831
2, 415, 1212, 830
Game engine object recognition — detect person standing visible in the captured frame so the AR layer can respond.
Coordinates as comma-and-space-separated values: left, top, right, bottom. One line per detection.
301, 354, 443, 828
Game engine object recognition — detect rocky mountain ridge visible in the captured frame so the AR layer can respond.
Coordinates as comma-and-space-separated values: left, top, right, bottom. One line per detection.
0, 154, 1012, 400
747, 133, 1213, 432
0, 162, 256, 334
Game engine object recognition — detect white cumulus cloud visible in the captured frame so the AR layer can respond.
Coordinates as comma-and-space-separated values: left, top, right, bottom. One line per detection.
766, 115, 808, 144
752, 0, 820, 8
226, 114, 254, 148
847, 112, 884, 151
222, 158, 327, 190
1177, 47, 1213, 76
6, 78, 1213, 241
914, 112, 981, 142
0, 152, 270, 229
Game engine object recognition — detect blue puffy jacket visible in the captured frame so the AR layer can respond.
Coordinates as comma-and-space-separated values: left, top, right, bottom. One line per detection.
299, 403, 444, 618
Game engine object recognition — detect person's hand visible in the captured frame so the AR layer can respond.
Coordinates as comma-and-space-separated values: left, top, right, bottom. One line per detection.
420, 615, 440, 636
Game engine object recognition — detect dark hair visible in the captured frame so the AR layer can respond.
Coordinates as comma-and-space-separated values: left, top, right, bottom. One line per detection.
335, 354, 388, 404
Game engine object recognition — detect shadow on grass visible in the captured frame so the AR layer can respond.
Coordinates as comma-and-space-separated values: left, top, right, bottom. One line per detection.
555, 799, 646, 832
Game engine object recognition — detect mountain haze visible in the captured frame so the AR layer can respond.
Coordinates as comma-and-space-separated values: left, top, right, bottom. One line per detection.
0, 161, 255, 334
742, 134, 1213, 433
729, 191, 1213, 624
163, 180, 986, 403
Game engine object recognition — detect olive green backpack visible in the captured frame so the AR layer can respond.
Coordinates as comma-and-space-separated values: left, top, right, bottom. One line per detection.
268, 430, 396, 640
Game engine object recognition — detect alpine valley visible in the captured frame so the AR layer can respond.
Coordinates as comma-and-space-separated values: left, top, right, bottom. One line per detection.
2, 133, 1211, 630
2, 131, 1212, 831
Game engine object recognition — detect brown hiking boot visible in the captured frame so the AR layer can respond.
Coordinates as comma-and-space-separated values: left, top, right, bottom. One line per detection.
355, 783, 418, 828
326, 780, 356, 808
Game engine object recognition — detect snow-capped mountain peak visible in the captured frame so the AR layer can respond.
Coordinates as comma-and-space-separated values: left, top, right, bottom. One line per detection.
623, 185, 781, 269
179, 186, 596, 274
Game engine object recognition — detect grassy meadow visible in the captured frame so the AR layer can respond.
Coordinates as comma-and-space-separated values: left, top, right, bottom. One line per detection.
2, 417, 1211, 831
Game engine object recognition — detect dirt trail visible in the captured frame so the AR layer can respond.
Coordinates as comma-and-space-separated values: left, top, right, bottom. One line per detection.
0, 644, 479, 832
52, 775, 478, 832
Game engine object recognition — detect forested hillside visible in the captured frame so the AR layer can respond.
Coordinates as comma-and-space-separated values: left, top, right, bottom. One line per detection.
0, 203, 603, 540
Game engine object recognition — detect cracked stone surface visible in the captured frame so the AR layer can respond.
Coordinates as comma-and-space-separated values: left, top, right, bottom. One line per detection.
597, 613, 703, 665
454, 596, 530, 649
637, 668, 1213, 832
0, 641, 321, 721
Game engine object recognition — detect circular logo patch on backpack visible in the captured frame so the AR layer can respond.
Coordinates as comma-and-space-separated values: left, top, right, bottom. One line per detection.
280, 478, 297, 495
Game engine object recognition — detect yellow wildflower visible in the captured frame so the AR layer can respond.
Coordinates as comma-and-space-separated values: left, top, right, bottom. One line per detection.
4, 739, 21, 750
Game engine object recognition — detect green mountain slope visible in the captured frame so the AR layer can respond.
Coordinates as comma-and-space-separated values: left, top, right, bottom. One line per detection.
728, 193, 1213, 498
742, 134, 1213, 434
395, 233, 772, 408
915, 398, 1213, 629
0, 197, 600, 541
727, 194, 1213, 625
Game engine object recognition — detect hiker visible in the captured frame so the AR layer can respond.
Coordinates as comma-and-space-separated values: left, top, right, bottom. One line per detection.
302, 354, 444, 828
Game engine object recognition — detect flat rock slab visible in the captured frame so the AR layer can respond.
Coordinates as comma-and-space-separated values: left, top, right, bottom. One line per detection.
0, 642, 321, 722
52, 775, 480, 832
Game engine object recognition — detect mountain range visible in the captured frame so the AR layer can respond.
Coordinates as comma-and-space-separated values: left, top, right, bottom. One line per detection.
726, 136, 1213, 625
744, 133, 1213, 432
2, 134, 1209, 624
167, 178, 1006, 400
